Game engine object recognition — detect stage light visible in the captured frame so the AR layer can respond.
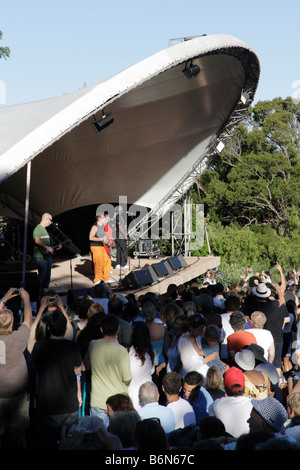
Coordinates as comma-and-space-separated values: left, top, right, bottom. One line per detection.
92, 113, 114, 132
182, 62, 200, 79
216, 141, 225, 153
240, 91, 250, 105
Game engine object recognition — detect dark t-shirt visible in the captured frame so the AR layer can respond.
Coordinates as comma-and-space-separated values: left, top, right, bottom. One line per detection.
31, 338, 82, 415
242, 296, 289, 342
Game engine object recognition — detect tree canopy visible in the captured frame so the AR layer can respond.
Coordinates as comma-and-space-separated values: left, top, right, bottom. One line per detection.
194, 97, 300, 275
0, 30, 10, 60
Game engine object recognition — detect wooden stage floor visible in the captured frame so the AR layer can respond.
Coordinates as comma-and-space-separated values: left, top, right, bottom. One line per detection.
48, 254, 221, 296
0, 254, 220, 298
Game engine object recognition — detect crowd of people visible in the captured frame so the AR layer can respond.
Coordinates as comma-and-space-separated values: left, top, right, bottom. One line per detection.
0, 263, 300, 451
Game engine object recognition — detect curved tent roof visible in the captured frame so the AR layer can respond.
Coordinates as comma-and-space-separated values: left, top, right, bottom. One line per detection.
0, 34, 260, 229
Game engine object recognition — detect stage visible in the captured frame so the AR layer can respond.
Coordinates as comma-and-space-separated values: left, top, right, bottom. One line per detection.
0, 254, 220, 300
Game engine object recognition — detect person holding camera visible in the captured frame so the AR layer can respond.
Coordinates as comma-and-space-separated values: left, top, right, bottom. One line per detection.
27, 294, 74, 353
0, 287, 32, 448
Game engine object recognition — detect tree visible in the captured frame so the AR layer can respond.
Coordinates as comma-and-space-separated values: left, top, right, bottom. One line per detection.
0, 30, 10, 60
199, 98, 300, 235
196, 97, 300, 270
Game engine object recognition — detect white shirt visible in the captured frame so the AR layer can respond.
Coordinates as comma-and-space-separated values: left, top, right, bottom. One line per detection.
167, 397, 196, 429
247, 328, 274, 360
127, 346, 155, 410
177, 334, 209, 378
209, 395, 253, 438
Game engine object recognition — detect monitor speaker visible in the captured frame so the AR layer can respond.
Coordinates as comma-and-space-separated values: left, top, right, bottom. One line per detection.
166, 256, 183, 271
177, 254, 188, 268
122, 268, 155, 289
151, 261, 171, 278
162, 260, 175, 275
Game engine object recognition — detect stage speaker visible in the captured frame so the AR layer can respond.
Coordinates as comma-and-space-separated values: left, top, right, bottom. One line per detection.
162, 260, 175, 275
122, 268, 156, 289
143, 264, 159, 283
151, 261, 171, 278
166, 256, 186, 271
177, 254, 188, 268
0, 272, 40, 302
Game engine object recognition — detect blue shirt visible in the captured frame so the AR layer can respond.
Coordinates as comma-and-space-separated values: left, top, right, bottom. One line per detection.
138, 402, 176, 434
184, 389, 208, 424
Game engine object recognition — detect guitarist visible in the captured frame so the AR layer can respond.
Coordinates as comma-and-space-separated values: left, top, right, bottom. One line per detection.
33, 213, 62, 292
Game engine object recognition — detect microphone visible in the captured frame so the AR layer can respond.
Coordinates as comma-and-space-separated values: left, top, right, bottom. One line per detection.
51, 222, 59, 226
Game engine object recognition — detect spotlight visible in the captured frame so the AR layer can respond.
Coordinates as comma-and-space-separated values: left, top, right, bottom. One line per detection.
240, 91, 250, 105
182, 62, 200, 79
216, 141, 225, 153
92, 113, 114, 132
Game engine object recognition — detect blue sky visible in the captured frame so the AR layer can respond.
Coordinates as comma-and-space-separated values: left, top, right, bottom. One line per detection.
0, 0, 299, 106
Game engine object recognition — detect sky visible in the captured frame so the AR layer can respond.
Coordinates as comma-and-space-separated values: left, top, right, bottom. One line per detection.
0, 0, 299, 107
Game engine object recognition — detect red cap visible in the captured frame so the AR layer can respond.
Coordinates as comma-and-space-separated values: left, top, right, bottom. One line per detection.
224, 367, 245, 390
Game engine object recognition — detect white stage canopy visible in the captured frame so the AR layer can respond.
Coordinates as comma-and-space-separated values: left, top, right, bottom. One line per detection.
0, 34, 260, 229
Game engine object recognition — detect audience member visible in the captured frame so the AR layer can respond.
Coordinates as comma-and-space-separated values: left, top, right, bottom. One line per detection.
248, 397, 288, 435
59, 415, 122, 450
108, 410, 141, 449
162, 371, 196, 429
143, 301, 166, 366
247, 310, 275, 362
31, 309, 82, 449
220, 295, 241, 361
178, 314, 219, 378
160, 314, 188, 377
242, 282, 290, 378
138, 382, 175, 434
204, 366, 226, 401
83, 314, 132, 427
227, 311, 257, 365
201, 324, 226, 373
134, 418, 170, 450
209, 367, 253, 438
234, 349, 271, 399
91, 282, 110, 314
182, 371, 210, 423
127, 321, 156, 410
108, 296, 132, 347
0, 288, 32, 449
105, 393, 135, 421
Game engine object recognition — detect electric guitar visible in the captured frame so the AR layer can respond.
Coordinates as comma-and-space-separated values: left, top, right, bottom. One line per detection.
42, 239, 72, 258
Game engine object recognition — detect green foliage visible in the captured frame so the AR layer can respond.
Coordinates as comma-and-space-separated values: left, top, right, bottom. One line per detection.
195, 97, 300, 273
0, 30, 10, 60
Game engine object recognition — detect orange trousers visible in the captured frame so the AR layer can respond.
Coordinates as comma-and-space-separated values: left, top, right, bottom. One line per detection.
90, 246, 111, 283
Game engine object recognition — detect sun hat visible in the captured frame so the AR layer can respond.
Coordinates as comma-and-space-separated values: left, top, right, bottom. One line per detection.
224, 367, 245, 391
245, 343, 267, 364
251, 397, 288, 431
235, 349, 256, 370
252, 283, 271, 298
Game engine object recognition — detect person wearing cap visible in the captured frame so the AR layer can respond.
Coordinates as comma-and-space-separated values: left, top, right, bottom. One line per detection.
234, 349, 271, 399
208, 367, 253, 439
242, 282, 290, 378
248, 396, 288, 435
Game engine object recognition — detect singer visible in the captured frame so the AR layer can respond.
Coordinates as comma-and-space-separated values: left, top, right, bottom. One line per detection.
32, 213, 61, 293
